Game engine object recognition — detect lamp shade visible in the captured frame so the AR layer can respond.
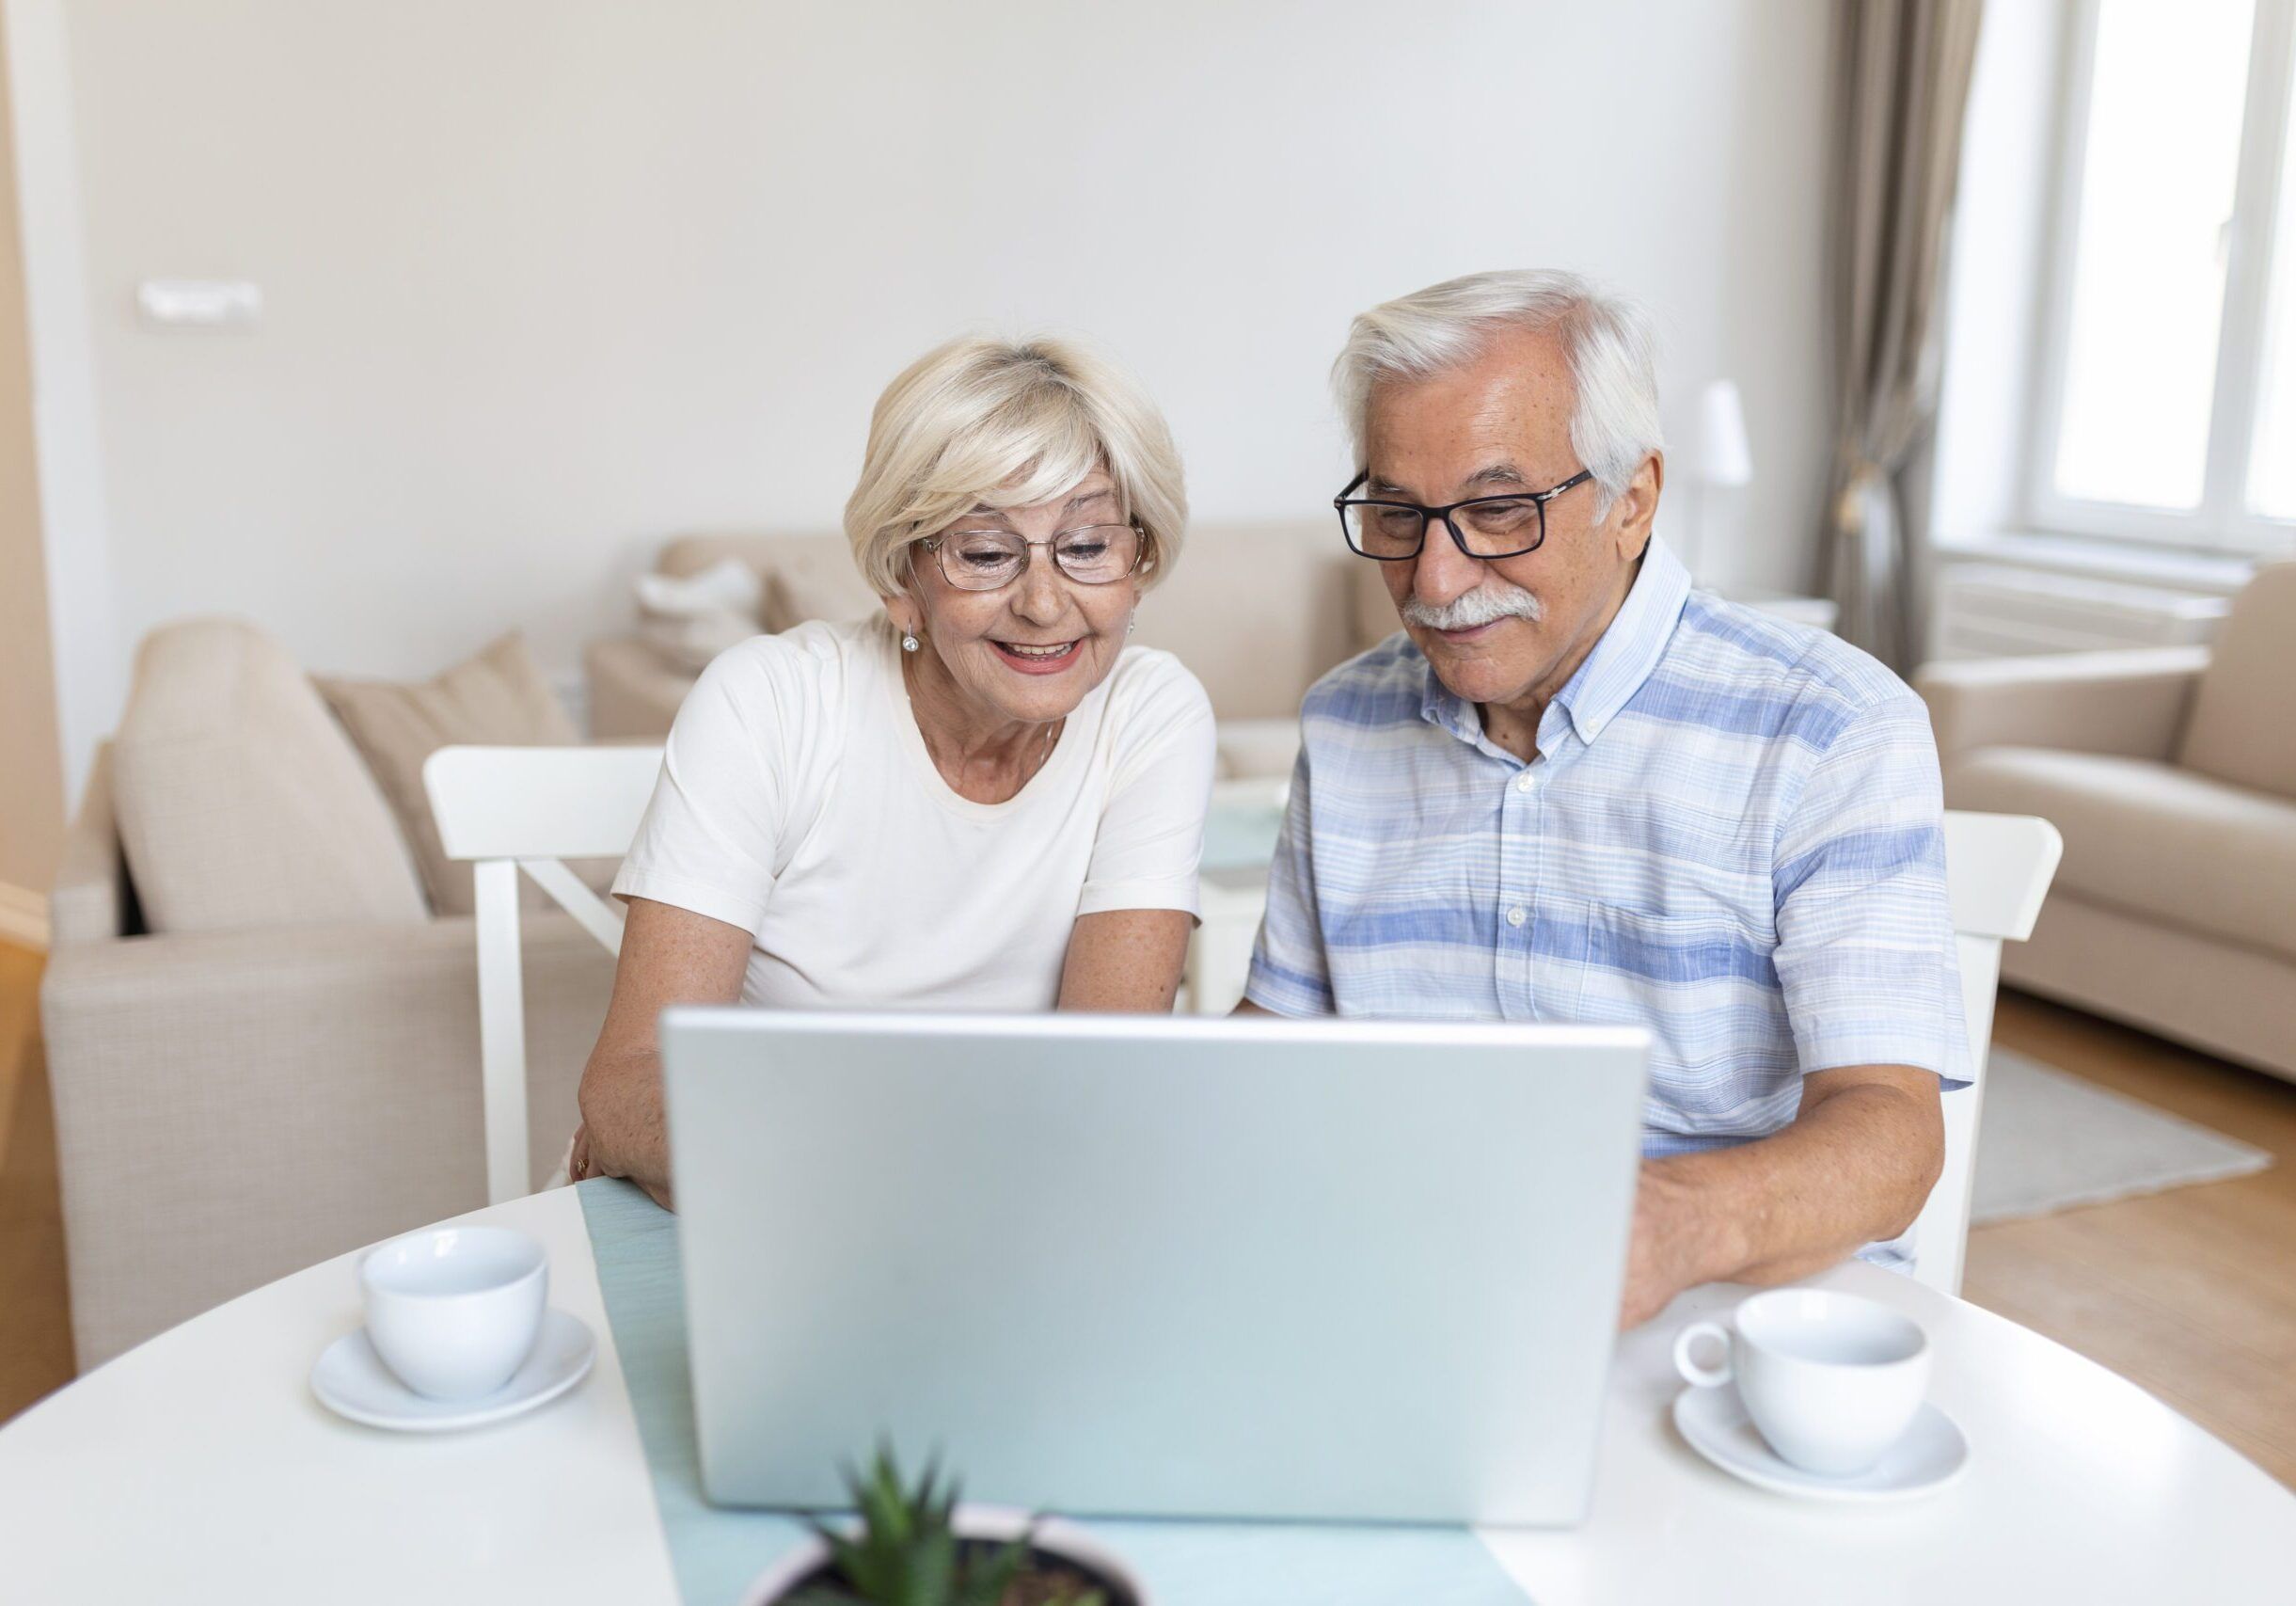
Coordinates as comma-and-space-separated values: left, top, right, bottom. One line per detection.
1692, 378, 1753, 488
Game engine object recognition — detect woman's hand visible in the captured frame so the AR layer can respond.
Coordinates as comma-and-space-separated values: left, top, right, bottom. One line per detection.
574, 898, 752, 1208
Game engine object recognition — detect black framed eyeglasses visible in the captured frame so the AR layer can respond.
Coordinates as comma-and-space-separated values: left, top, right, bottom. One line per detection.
918, 522, 1145, 592
1333, 468, 1594, 562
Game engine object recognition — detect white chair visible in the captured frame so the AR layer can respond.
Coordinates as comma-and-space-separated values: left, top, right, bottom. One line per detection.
421, 744, 664, 1204
1911, 810, 2065, 1296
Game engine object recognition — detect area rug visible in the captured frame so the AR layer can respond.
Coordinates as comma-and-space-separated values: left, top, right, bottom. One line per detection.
1971, 1047, 2272, 1225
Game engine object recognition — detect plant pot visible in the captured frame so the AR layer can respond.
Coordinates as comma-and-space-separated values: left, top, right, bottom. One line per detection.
740, 1503, 1151, 1606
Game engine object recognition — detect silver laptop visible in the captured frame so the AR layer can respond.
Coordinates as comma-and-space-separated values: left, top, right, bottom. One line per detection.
660, 1009, 1650, 1527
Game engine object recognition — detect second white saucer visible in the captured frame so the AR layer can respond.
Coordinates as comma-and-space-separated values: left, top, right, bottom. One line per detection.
1672, 1383, 1970, 1503
311, 1309, 594, 1433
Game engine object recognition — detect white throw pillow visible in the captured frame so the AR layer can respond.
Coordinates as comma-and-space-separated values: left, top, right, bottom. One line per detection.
635, 556, 762, 672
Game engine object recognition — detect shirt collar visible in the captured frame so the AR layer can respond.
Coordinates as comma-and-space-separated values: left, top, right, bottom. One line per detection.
1551, 533, 1691, 745
1416, 533, 1692, 755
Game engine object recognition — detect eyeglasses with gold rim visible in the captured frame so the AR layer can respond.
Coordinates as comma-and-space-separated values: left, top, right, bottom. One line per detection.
918, 522, 1146, 592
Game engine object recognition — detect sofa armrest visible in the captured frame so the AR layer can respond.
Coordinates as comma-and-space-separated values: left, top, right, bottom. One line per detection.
1914, 647, 2209, 766
1213, 717, 1303, 782
584, 633, 694, 741
39, 912, 615, 1369
48, 743, 129, 948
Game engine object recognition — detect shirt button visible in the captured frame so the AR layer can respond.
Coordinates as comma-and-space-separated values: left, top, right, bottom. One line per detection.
1506, 906, 1528, 928
1515, 773, 1536, 794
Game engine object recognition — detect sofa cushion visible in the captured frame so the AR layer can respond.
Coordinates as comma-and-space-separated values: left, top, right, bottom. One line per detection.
2177, 561, 2296, 799
1945, 745, 2296, 961
111, 619, 428, 933
317, 634, 617, 916
635, 556, 762, 672
765, 561, 879, 632
1352, 557, 1402, 655
583, 633, 693, 741
651, 532, 879, 633
1213, 717, 1304, 781
1132, 522, 1370, 720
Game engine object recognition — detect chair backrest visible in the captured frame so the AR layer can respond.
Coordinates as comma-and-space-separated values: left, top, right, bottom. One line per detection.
1911, 811, 2065, 1295
422, 744, 664, 1202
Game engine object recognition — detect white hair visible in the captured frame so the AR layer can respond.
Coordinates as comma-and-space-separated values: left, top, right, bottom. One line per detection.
1332, 269, 1664, 517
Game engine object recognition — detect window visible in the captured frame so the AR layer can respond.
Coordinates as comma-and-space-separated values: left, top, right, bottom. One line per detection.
2032, 0, 2296, 554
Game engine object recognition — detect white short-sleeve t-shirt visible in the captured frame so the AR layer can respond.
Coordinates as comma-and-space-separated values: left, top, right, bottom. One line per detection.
612, 615, 1216, 1010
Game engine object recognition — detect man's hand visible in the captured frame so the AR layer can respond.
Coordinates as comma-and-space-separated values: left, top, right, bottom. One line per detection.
566, 1122, 594, 1184
1615, 1066, 1945, 1329
1618, 1158, 1731, 1329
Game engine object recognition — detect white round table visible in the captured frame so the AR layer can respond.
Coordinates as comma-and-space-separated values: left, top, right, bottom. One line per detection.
2, 1188, 2288, 1602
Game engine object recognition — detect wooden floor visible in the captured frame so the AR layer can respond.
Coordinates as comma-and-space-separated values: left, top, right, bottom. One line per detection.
1967, 990, 2296, 1487
0, 942, 71, 1423
0, 946, 2290, 1487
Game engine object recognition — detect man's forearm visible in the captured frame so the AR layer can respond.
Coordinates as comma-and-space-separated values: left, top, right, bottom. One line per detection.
1648, 1080, 1943, 1292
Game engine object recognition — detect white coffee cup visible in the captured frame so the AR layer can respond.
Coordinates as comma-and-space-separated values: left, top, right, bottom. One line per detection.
1672, 1289, 1931, 1477
360, 1226, 547, 1400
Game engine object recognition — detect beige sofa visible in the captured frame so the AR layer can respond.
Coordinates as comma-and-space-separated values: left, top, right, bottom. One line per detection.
587, 523, 1398, 774
1916, 563, 2296, 1082
41, 626, 615, 1370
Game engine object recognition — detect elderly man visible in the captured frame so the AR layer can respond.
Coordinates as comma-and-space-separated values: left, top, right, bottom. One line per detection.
1243, 269, 1965, 1328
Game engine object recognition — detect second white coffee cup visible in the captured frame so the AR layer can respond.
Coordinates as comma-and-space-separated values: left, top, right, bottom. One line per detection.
1673, 1288, 1930, 1477
360, 1225, 547, 1400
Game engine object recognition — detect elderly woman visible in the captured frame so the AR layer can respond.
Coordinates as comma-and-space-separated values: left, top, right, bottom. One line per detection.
571, 335, 1215, 1203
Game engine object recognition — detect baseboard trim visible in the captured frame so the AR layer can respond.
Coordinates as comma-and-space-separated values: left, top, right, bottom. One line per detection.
0, 883, 50, 950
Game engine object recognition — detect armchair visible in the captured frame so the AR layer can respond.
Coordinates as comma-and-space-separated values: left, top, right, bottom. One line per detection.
1914, 564, 2296, 1081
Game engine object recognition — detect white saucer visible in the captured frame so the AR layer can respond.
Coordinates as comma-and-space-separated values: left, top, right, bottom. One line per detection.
311, 1310, 595, 1432
1672, 1384, 1970, 1503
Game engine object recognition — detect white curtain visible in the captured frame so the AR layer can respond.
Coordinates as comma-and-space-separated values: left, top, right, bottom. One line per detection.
1823, 0, 1986, 672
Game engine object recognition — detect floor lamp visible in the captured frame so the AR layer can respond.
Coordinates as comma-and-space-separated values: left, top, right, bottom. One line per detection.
1682, 378, 1752, 586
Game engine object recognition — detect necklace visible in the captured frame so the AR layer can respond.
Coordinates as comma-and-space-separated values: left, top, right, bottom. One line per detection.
903, 649, 1064, 796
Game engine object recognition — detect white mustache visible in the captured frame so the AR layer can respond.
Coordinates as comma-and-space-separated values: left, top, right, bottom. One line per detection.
1401, 582, 1544, 632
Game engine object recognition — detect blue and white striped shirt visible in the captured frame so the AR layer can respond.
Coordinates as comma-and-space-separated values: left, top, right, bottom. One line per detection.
1247, 536, 1966, 1192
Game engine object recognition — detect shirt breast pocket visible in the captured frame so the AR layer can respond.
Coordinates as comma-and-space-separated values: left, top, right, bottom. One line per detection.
1568, 901, 1784, 1115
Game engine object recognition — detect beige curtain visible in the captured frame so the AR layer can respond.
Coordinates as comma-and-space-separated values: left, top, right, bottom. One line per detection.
1824, 0, 1985, 672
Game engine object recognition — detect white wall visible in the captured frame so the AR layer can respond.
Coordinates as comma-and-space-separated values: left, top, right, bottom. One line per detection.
8, 0, 119, 814
42, 0, 1831, 701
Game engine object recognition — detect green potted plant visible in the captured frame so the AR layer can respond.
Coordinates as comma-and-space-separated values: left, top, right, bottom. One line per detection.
741, 1446, 1149, 1606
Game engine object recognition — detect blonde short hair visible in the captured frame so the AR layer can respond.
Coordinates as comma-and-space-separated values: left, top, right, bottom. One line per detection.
845, 334, 1187, 598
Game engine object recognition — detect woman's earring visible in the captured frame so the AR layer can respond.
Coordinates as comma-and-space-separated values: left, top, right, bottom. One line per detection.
901, 631, 920, 653
1126, 619, 1136, 635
